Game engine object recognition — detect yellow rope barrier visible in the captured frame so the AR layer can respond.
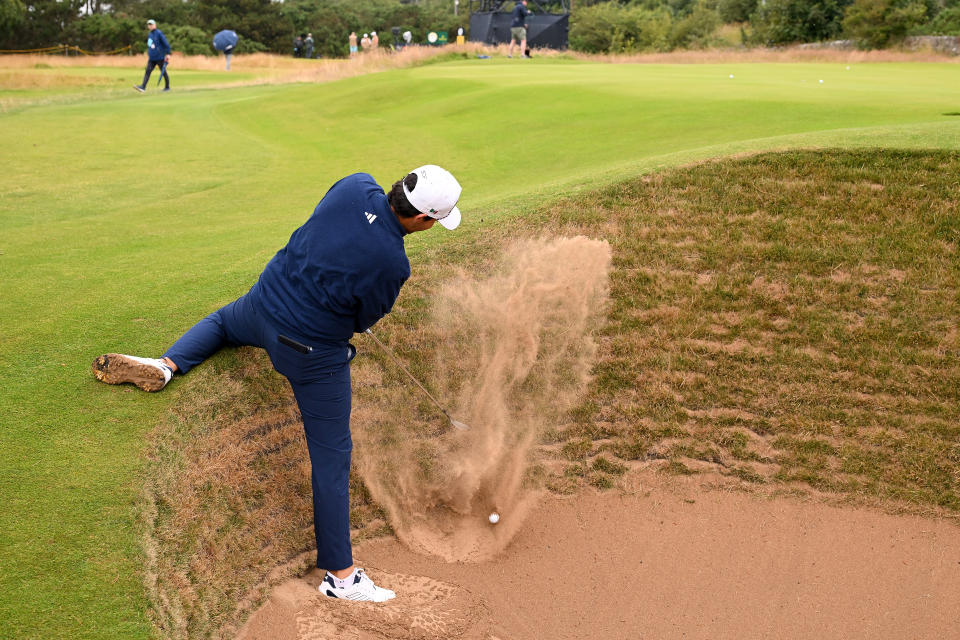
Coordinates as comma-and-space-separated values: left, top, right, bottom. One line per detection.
77, 44, 132, 55
0, 45, 64, 53
0, 44, 132, 55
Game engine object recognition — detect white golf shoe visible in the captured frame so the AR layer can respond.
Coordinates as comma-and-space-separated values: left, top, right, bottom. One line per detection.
91, 353, 173, 392
320, 568, 396, 602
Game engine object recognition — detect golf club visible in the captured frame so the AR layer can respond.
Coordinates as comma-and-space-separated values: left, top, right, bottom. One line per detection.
364, 328, 469, 431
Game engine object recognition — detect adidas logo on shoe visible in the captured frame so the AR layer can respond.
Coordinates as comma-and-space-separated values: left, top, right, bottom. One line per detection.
320, 568, 395, 602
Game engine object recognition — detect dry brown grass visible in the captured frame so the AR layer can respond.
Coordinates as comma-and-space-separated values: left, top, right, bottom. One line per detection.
0, 69, 116, 89
527, 149, 960, 516
7, 42, 951, 83
140, 349, 389, 639
0, 44, 496, 88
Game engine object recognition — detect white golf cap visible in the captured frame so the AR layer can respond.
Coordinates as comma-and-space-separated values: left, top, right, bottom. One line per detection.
147, 19, 156, 25
403, 165, 462, 230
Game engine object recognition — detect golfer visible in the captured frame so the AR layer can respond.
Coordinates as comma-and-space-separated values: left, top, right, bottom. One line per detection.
134, 19, 170, 93
92, 166, 463, 602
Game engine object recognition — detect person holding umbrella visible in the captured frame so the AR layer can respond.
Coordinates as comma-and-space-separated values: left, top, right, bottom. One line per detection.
214, 30, 239, 70
133, 19, 170, 93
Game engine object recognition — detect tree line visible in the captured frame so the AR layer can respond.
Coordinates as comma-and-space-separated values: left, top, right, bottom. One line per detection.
1, 0, 957, 56
572, 0, 959, 52
0, 0, 466, 56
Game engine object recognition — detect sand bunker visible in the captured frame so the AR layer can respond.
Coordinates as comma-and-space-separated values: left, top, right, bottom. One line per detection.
238, 470, 960, 640
355, 236, 612, 561
237, 566, 493, 640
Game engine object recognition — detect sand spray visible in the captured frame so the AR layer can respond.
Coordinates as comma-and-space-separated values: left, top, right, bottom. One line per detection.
354, 236, 612, 561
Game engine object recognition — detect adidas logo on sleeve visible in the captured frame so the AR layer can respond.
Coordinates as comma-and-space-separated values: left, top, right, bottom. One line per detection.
364, 211, 377, 224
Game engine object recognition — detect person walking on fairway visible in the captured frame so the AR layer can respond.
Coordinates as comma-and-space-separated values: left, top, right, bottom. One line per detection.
92, 165, 463, 602
134, 19, 170, 93
508, 0, 531, 59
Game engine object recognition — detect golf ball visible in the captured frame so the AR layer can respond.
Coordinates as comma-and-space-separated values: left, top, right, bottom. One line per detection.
819, 79, 824, 84
729, 74, 734, 79
488, 512, 500, 524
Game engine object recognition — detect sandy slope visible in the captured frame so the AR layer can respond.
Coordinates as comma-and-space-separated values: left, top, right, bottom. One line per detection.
236, 473, 960, 640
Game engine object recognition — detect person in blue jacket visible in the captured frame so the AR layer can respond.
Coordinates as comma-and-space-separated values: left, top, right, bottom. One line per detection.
134, 19, 171, 93
92, 165, 463, 602
508, 0, 531, 59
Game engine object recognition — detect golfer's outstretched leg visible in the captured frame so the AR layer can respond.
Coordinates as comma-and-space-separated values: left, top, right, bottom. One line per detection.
92, 294, 265, 391
290, 372, 396, 602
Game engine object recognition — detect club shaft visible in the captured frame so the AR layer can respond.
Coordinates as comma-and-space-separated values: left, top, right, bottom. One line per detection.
364, 329, 454, 421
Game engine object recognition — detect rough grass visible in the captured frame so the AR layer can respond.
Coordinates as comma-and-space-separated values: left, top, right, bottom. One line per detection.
3, 44, 954, 97
141, 347, 390, 639
0, 45, 495, 87
530, 149, 960, 512
574, 47, 960, 65
145, 148, 960, 638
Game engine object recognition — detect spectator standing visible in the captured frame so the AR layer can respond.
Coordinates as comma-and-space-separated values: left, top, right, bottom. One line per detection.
361, 33, 371, 52
349, 32, 358, 56
304, 33, 315, 59
294, 34, 304, 58
371, 31, 379, 49
508, 0, 531, 59
133, 19, 170, 93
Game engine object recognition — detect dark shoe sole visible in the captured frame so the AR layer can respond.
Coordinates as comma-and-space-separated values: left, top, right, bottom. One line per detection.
91, 354, 165, 392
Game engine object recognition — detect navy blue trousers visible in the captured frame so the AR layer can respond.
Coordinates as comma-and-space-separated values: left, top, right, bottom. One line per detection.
163, 293, 356, 571
141, 59, 169, 89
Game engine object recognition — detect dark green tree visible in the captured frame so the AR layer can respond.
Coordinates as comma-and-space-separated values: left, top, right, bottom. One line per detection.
749, 0, 852, 44
922, 5, 960, 32
66, 13, 140, 51
0, 0, 26, 46
843, 0, 927, 45
717, 0, 758, 22
6, 0, 85, 48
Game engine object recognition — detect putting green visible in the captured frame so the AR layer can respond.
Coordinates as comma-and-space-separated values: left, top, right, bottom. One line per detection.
1, 57, 958, 639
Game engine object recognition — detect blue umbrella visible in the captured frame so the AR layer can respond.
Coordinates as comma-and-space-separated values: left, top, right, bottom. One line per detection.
156, 61, 168, 86
213, 30, 239, 52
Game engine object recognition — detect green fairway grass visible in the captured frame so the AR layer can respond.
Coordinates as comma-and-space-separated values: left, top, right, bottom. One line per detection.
1, 57, 959, 639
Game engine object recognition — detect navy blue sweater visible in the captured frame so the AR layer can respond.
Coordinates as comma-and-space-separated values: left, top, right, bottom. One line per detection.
147, 29, 171, 61
250, 173, 410, 344
511, 3, 530, 27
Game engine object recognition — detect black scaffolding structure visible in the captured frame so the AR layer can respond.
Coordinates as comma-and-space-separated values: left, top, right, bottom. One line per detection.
468, 0, 570, 50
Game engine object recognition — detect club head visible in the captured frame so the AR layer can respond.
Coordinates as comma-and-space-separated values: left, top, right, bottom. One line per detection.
450, 419, 470, 431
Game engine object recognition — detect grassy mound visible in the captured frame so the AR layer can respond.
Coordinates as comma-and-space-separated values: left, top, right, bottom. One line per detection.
538, 148, 960, 506
144, 148, 959, 638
